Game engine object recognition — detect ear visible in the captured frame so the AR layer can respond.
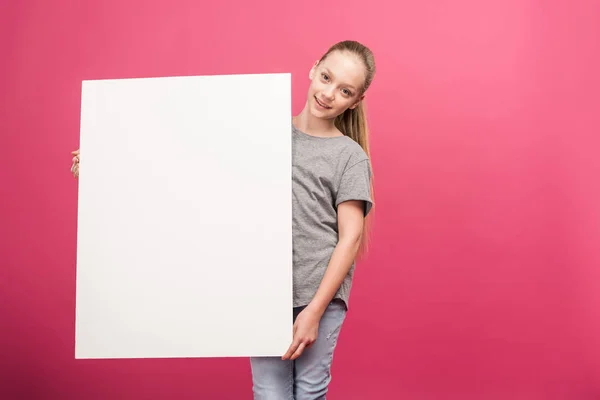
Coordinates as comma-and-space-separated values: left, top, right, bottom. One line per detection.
349, 95, 365, 110
309, 60, 319, 80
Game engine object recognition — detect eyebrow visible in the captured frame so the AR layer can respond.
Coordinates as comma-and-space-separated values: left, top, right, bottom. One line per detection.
323, 68, 357, 91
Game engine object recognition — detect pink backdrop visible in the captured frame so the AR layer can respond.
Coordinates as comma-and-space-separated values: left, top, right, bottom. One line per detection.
2, 0, 599, 399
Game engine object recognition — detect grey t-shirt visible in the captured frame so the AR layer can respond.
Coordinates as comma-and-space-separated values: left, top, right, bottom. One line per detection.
292, 123, 373, 309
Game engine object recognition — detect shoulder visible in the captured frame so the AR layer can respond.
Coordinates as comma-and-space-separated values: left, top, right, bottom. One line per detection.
338, 136, 370, 172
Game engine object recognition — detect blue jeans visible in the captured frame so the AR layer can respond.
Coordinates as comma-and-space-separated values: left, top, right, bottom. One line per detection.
250, 300, 347, 400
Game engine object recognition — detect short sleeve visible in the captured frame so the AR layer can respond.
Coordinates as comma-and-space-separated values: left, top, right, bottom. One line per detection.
335, 159, 373, 216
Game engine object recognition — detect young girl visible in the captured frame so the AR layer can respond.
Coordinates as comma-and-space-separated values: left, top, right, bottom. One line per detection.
71, 39, 376, 400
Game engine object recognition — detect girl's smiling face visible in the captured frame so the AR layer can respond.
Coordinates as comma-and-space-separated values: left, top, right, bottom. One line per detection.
307, 50, 366, 120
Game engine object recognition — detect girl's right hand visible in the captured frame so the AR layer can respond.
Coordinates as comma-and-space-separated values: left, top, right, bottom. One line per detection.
71, 149, 80, 178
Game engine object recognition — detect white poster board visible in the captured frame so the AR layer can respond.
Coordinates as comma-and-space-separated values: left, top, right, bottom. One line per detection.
75, 73, 293, 359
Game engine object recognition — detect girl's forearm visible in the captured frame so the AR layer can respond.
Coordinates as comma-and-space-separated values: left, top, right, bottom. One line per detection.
305, 236, 361, 317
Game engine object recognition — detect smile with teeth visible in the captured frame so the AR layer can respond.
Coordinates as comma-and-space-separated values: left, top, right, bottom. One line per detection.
315, 96, 332, 109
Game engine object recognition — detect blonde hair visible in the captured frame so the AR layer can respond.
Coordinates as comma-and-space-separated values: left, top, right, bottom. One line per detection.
319, 40, 376, 257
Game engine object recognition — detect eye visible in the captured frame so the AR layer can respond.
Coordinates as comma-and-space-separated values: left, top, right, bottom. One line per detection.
342, 89, 353, 96
321, 73, 330, 81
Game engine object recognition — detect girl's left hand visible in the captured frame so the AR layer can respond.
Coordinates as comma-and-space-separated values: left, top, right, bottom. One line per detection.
282, 307, 320, 360
71, 149, 80, 178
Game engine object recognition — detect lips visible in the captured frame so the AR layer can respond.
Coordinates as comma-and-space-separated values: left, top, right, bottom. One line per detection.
315, 96, 332, 109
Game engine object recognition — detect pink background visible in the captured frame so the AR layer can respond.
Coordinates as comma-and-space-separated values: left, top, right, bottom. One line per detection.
2, 0, 599, 399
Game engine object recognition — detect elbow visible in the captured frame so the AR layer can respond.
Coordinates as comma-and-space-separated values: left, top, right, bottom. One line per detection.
340, 231, 362, 253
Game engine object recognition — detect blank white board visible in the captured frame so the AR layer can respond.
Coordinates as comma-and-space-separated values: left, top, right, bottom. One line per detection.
75, 73, 293, 359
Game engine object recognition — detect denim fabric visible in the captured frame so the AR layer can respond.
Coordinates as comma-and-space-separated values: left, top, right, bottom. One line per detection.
250, 300, 347, 400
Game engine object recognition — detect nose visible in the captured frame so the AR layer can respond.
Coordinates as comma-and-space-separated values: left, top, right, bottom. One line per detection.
323, 86, 335, 100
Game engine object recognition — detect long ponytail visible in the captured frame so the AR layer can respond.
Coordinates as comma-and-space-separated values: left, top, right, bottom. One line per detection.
335, 102, 375, 257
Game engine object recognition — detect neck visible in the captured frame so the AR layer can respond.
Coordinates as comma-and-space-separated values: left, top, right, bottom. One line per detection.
293, 104, 340, 137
